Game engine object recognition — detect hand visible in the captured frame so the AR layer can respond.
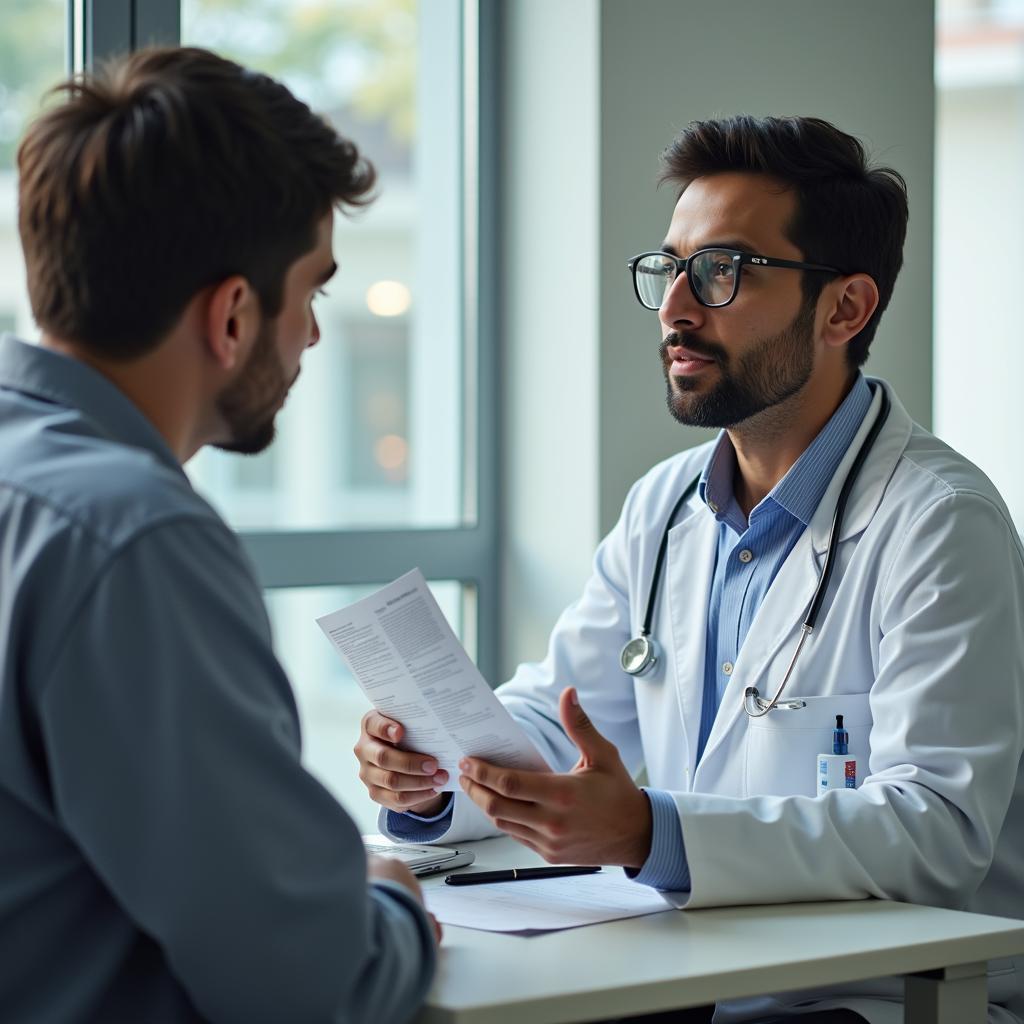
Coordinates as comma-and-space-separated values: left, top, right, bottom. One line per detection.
354, 711, 449, 816
458, 687, 653, 868
366, 855, 443, 945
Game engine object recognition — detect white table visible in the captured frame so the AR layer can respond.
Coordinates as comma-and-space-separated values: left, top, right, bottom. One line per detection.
415, 837, 1024, 1024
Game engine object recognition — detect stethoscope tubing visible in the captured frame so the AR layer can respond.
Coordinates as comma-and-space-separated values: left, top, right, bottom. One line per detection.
621, 384, 892, 714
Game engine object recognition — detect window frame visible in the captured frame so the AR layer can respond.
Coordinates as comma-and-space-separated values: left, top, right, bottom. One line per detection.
76, 0, 502, 684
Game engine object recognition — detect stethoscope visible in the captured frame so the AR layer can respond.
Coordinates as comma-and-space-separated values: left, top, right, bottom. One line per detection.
619, 385, 891, 718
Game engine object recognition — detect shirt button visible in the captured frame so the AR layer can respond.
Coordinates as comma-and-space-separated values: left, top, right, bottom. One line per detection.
723, 661, 734, 675
738, 549, 754, 563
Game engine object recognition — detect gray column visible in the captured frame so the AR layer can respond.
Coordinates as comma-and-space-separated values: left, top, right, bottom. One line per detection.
906, 961, 988, 1024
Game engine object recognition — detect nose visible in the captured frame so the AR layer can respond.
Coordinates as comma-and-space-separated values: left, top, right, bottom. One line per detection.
658, 271, 706, 336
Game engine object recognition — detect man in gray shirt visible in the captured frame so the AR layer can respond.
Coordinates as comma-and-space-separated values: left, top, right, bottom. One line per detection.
0, 47, 438, 1022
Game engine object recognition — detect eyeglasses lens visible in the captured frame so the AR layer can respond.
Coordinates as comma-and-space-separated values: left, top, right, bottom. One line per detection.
635, 254, 675, 310
635, 250, 738, 309
690, 250, 737, 306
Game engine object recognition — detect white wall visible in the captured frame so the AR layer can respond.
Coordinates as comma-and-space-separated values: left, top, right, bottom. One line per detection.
500, 0, 936, 678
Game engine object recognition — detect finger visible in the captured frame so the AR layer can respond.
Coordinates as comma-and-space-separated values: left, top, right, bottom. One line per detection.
363, 763, 448, 793
429, 913, 443, 945
459, 774, 546, 827
368, 784, 443, 810
558, 687, 615, 767
492, 818, 548, 849
363, 710, 403, 743
365, 738, 447, 780
458, 757, 560, 804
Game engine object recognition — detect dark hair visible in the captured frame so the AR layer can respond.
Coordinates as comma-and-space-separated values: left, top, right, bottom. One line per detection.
659, 115, 907, 368
17, 46, 376, 359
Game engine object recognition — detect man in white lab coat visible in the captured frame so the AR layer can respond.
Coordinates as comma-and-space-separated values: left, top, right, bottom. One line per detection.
355, 115, 1024, 1024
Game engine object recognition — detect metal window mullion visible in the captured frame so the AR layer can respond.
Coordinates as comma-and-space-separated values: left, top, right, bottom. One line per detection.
133, 0, 179, 48
471, 0, 501, 686
240, 527, 492, 590
81, 0, 178, 67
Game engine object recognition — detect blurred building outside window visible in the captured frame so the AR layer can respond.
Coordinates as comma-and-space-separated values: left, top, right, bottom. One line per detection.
935, 0, 1024, 534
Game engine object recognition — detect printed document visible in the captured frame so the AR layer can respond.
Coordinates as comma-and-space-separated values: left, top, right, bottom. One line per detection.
424, 872, 673, 933
316, 569, 549, 790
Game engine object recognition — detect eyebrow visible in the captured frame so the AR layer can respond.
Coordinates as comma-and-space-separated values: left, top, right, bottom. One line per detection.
660, 239, 758, 257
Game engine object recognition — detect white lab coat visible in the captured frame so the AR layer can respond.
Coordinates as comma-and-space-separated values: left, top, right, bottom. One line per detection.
382, 380, 1024, 1023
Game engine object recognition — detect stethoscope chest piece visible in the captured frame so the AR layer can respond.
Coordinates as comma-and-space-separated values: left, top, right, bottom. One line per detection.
620, 635, 658, 675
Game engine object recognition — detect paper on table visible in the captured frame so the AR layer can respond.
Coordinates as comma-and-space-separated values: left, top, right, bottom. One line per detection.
425, 871, 673, 933
316, 568, 549, 790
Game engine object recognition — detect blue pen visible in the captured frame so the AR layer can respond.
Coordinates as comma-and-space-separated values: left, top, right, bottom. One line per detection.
818, 715, 857, 791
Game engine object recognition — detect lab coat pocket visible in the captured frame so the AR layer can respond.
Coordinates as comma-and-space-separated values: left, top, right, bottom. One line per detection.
744, 692, 872, 798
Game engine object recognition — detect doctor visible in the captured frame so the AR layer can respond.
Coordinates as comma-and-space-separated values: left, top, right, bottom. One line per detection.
356, 115, 1024, 1023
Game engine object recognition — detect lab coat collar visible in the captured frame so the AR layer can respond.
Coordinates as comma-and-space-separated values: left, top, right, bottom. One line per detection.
807, 377, 911, 555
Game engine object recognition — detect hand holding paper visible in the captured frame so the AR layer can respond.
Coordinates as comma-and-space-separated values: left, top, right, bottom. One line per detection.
354, 710, 451, 814
317, 570, 550, 798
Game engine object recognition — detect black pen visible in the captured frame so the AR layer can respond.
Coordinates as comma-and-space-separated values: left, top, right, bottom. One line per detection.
444, 865, 601, 886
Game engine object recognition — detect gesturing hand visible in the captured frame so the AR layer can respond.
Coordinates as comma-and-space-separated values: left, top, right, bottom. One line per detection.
458, 688, 653, 869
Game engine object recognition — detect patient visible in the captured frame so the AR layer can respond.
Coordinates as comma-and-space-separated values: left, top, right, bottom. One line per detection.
0, 46, 438, 1023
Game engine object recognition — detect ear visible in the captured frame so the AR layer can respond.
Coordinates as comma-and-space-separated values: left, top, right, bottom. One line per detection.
820, 274, 879, 351
203, 275, 261, 372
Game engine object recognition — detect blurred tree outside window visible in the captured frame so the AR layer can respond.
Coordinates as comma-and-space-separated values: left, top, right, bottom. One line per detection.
0, 0, 67, 340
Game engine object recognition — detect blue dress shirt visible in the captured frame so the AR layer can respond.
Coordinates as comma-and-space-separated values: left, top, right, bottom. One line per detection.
0, 335, 435, 1023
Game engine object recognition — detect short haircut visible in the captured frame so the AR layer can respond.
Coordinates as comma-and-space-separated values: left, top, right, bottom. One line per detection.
17, 46, 376, 359
659, 115, 908, 368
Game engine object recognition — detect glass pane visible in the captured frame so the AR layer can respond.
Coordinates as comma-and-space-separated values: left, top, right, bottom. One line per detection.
182, 0, 466, 532
266, 581, 466, 833
935, 0, 1024, 533
0, 2, 66, 340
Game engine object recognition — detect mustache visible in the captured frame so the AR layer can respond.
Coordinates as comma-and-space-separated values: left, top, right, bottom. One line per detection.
659, 332, 727, 365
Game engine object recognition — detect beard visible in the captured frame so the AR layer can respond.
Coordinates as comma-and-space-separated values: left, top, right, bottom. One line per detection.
661, 299, 817, 429
213, 315, 293, 455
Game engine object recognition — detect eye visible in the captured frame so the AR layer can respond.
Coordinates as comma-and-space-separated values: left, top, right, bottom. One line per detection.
711, 260, 733, 281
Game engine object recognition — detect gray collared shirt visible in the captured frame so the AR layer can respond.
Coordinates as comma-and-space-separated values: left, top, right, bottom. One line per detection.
0, 335, 434, 1023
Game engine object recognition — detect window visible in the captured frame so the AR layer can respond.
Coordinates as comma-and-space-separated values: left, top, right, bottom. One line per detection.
0, 1, 67, 339
7, 0, 497, 832
183, 0, 466, 535
935, 0, 1024, 534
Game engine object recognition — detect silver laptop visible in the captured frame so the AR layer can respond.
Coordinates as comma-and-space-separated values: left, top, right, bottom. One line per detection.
362, 835, 475, 877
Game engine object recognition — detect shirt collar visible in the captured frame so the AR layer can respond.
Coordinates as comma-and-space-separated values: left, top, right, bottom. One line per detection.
0, 334, 183, 474
698, 373, 874, 530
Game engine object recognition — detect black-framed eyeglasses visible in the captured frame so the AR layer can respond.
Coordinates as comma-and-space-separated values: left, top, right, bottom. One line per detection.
626, 248, 841, 311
